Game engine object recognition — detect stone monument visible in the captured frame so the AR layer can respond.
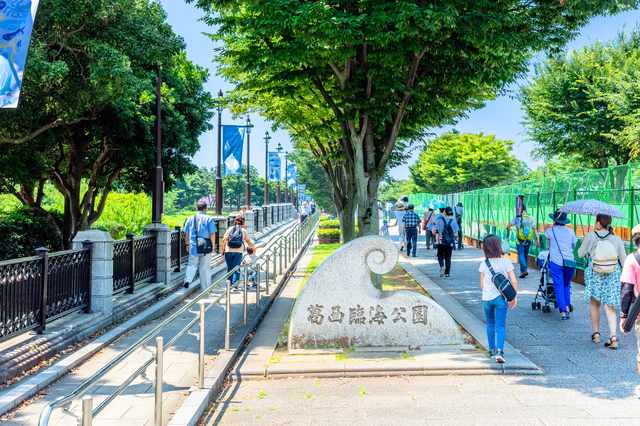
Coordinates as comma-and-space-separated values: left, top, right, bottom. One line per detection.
288, 236, 462, 349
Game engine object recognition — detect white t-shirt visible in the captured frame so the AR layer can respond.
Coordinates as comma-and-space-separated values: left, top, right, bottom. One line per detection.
478, 257, 514, 301
545, 225, 577, 266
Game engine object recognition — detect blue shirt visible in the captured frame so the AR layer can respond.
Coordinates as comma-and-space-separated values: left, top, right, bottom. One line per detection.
435, 216, 460, 244
183, 212, 217, 257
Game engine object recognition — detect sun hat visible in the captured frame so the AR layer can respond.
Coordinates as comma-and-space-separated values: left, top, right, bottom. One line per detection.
549, 209, 571, 225
395, 202, 405, 211
383, 219, 388, 224
632, 224, 640, 236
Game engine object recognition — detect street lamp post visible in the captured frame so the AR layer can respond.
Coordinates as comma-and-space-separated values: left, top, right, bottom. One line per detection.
263, 131, 271, 205
276, 142, 283, 203
284, 151, 289, 203
152, 62, 163, 223
245, 117, 253, 207
215, 90, 223, 216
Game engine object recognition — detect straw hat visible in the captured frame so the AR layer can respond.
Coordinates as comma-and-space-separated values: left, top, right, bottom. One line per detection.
395, 202, 405, 211
632, 224, 640, 236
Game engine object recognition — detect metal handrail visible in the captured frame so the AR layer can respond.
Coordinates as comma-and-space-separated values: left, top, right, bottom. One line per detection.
39, 211, 318, 426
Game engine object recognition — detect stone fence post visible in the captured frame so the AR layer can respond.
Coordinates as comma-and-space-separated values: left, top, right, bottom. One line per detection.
245, 210, 255, 239
266, 205, 273, 227
73, 230, 114, 315
143, 223, 172, 286
217, 215, 228, 248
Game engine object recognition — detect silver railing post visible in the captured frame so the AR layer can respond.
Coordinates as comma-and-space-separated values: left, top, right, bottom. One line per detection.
225, 280, 231, 350
81, 395, 93, 426
272, 246, 277, 282
256, 263, 261, 309
154, 336, 163, 426
243, 265, 248, 325
198, 301, 205, 389
265, 255, 270, 295
279, 239, 283, 274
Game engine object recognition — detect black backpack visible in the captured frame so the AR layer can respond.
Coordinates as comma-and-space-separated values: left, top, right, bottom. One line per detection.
440, 217, 455, 246
227, 226, 244, 249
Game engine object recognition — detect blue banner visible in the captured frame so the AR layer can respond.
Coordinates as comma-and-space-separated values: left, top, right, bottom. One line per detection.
223, 126, 245, 175
298, 184, 306, 205
0, 0, 40, 108
268, 152, 281, 182
287, 165, 297, 188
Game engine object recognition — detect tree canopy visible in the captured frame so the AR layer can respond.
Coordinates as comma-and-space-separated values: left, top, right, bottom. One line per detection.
189, 0, 631, 241
410, 132, 519, 194
518, 26, 640, 169
0, 0, 214, 246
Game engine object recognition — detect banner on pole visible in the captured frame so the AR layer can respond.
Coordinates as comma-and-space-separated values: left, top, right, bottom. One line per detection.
268, 152, 281, 181
298, 184, 306, 205
222, 126, 245, 175
287, 165, 297, 188
0, 0, 40, 108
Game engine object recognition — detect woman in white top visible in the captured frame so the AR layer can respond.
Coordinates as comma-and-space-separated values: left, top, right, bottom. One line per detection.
392, 202, 407, 251
545, 210, 577, 320
577, 214, 625, 348
221, 216, 256, 290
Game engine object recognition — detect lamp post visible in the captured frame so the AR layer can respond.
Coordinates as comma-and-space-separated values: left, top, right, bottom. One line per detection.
263, 131, 271, 205
284, 151, 289, 203
275, 142, 283, 203
152, 62, 164, 223
245, 117, 253, 207
215, 90, 223, 216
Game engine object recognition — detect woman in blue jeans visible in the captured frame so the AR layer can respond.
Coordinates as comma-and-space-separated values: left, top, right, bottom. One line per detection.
545, 210, 577, 320
478, 234, 518, 363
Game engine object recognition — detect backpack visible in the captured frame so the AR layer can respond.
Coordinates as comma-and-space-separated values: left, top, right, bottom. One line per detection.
591, 231, 618, 274
516, 214, 534, 242
440, 217, 455, 246
227, 226, 244, 249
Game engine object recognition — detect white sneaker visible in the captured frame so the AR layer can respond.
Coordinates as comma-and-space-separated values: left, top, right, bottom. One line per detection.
440, 266, 445, 278
494, 349, 505, 363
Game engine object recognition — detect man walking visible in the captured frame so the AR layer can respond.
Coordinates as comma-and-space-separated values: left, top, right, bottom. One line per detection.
183, 201, 218, 290
299, 200, 310, 223
454, 202, 464, 250
434, 206, 459, 278
402, 204, 422, 257
506, 204, 540, 278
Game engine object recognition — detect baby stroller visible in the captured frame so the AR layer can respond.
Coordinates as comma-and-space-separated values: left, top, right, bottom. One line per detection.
532, 250, 558, 313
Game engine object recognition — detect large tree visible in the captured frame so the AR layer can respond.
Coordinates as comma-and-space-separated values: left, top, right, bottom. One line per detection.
410, 132, 520, 194
289, 150, 336, 215
190, 0, 632, 240
0, 0, 214, 247
518, 28, 640, 173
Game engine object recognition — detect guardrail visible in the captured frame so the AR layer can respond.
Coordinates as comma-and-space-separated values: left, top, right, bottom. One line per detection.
112, 234, 157, 295
38, 213, 319, 426
0, 244, 92, 342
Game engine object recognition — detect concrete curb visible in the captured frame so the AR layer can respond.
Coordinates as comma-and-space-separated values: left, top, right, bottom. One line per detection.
397, 256, 541, 374
167, 230, 316, 426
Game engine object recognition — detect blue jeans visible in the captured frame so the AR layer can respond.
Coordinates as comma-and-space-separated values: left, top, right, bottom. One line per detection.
483, 296, 509, 351
516, 241, 530, 273
225, 252, 243, 284
550, 262, 574, 313
405, 227, 418, 256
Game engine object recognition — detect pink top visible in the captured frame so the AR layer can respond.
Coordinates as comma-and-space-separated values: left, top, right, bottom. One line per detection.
620, 253, 640, 293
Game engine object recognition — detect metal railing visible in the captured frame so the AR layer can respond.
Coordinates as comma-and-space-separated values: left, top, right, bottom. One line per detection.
39, 213, 319, 426
0, 243, 92, 342
112, 234, 157, 295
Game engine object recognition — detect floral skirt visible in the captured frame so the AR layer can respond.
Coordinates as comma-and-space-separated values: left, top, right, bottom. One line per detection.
584, 265, 621, 306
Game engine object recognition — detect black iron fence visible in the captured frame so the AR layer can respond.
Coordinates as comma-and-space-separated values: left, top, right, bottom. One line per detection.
170, 227, 189, 271
0, 243, 92, 342
113, 234, 157, 295
253, 208, 260, 233
262, 206, 268, 229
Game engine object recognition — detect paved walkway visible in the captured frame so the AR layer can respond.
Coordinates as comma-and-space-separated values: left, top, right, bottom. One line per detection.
203, 229, 640, 424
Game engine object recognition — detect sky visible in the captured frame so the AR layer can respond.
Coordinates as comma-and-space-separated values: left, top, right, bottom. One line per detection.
159, 2, 640, 180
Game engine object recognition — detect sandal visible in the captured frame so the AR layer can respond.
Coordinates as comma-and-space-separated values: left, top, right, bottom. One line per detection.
604, 335, 618, 349
591, 332, 601, 343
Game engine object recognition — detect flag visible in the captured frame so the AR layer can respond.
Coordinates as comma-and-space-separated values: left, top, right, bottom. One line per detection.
0, 1, 40, 108
268, 152, 281, 181
223, 126, 245, 175
287, 165, 297, 187
298, 184, 306, 205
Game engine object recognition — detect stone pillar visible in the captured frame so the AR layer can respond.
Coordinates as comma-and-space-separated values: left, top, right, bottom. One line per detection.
143, 223, 172, 286
73, 230, 114, 315
256, 208, 264, 233
244, 211, 255, 239
266, 205, 273, 227
223, 206, 231, 214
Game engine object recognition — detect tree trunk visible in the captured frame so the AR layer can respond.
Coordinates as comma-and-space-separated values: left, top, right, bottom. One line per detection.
356, 174, 382, 237
337, 197, 357, 243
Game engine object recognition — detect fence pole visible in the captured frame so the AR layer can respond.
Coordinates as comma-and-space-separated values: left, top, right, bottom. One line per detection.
256, 263, 261, 309
154, 336, 163, 426
81, 395, 93, 426
36, 247, 50, 334
225, 280, 231, 350
82, 241, 93, 313
265, 255, 270, 295
243, 265, 248, 325
198, 302, 205, 389
175, 226, 182, 272
127, 233, 135, 294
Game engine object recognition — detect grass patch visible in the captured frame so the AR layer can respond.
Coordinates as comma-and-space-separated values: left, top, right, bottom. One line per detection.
382, 263, 430, 297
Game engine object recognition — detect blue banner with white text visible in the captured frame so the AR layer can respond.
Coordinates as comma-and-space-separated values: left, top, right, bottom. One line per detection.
268, 152, 281, 181
287, 165, 297, 188
0, 0, 40, 108
223, 126, 245, 175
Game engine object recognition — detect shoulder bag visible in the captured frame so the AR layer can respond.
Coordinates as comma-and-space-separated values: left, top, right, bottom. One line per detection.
551, 227, 577, 269
194, 214, 213, 254
484, 259, 517, 302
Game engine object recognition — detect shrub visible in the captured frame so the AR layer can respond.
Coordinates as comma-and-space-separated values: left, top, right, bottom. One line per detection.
317, 228, 341, 236
91, 220, 128, 240
94, 192, 152, 237
319, 214, 331, 222
0, 207, 63, 261
319, 219, 340, 229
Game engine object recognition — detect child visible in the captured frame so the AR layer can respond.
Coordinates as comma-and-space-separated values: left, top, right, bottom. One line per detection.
243, 247, 259, 288
380, 220, 390, 236
478, 234, 518, 363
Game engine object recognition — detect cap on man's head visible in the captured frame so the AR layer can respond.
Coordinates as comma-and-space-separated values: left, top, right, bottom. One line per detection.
522, 204, 527, 211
